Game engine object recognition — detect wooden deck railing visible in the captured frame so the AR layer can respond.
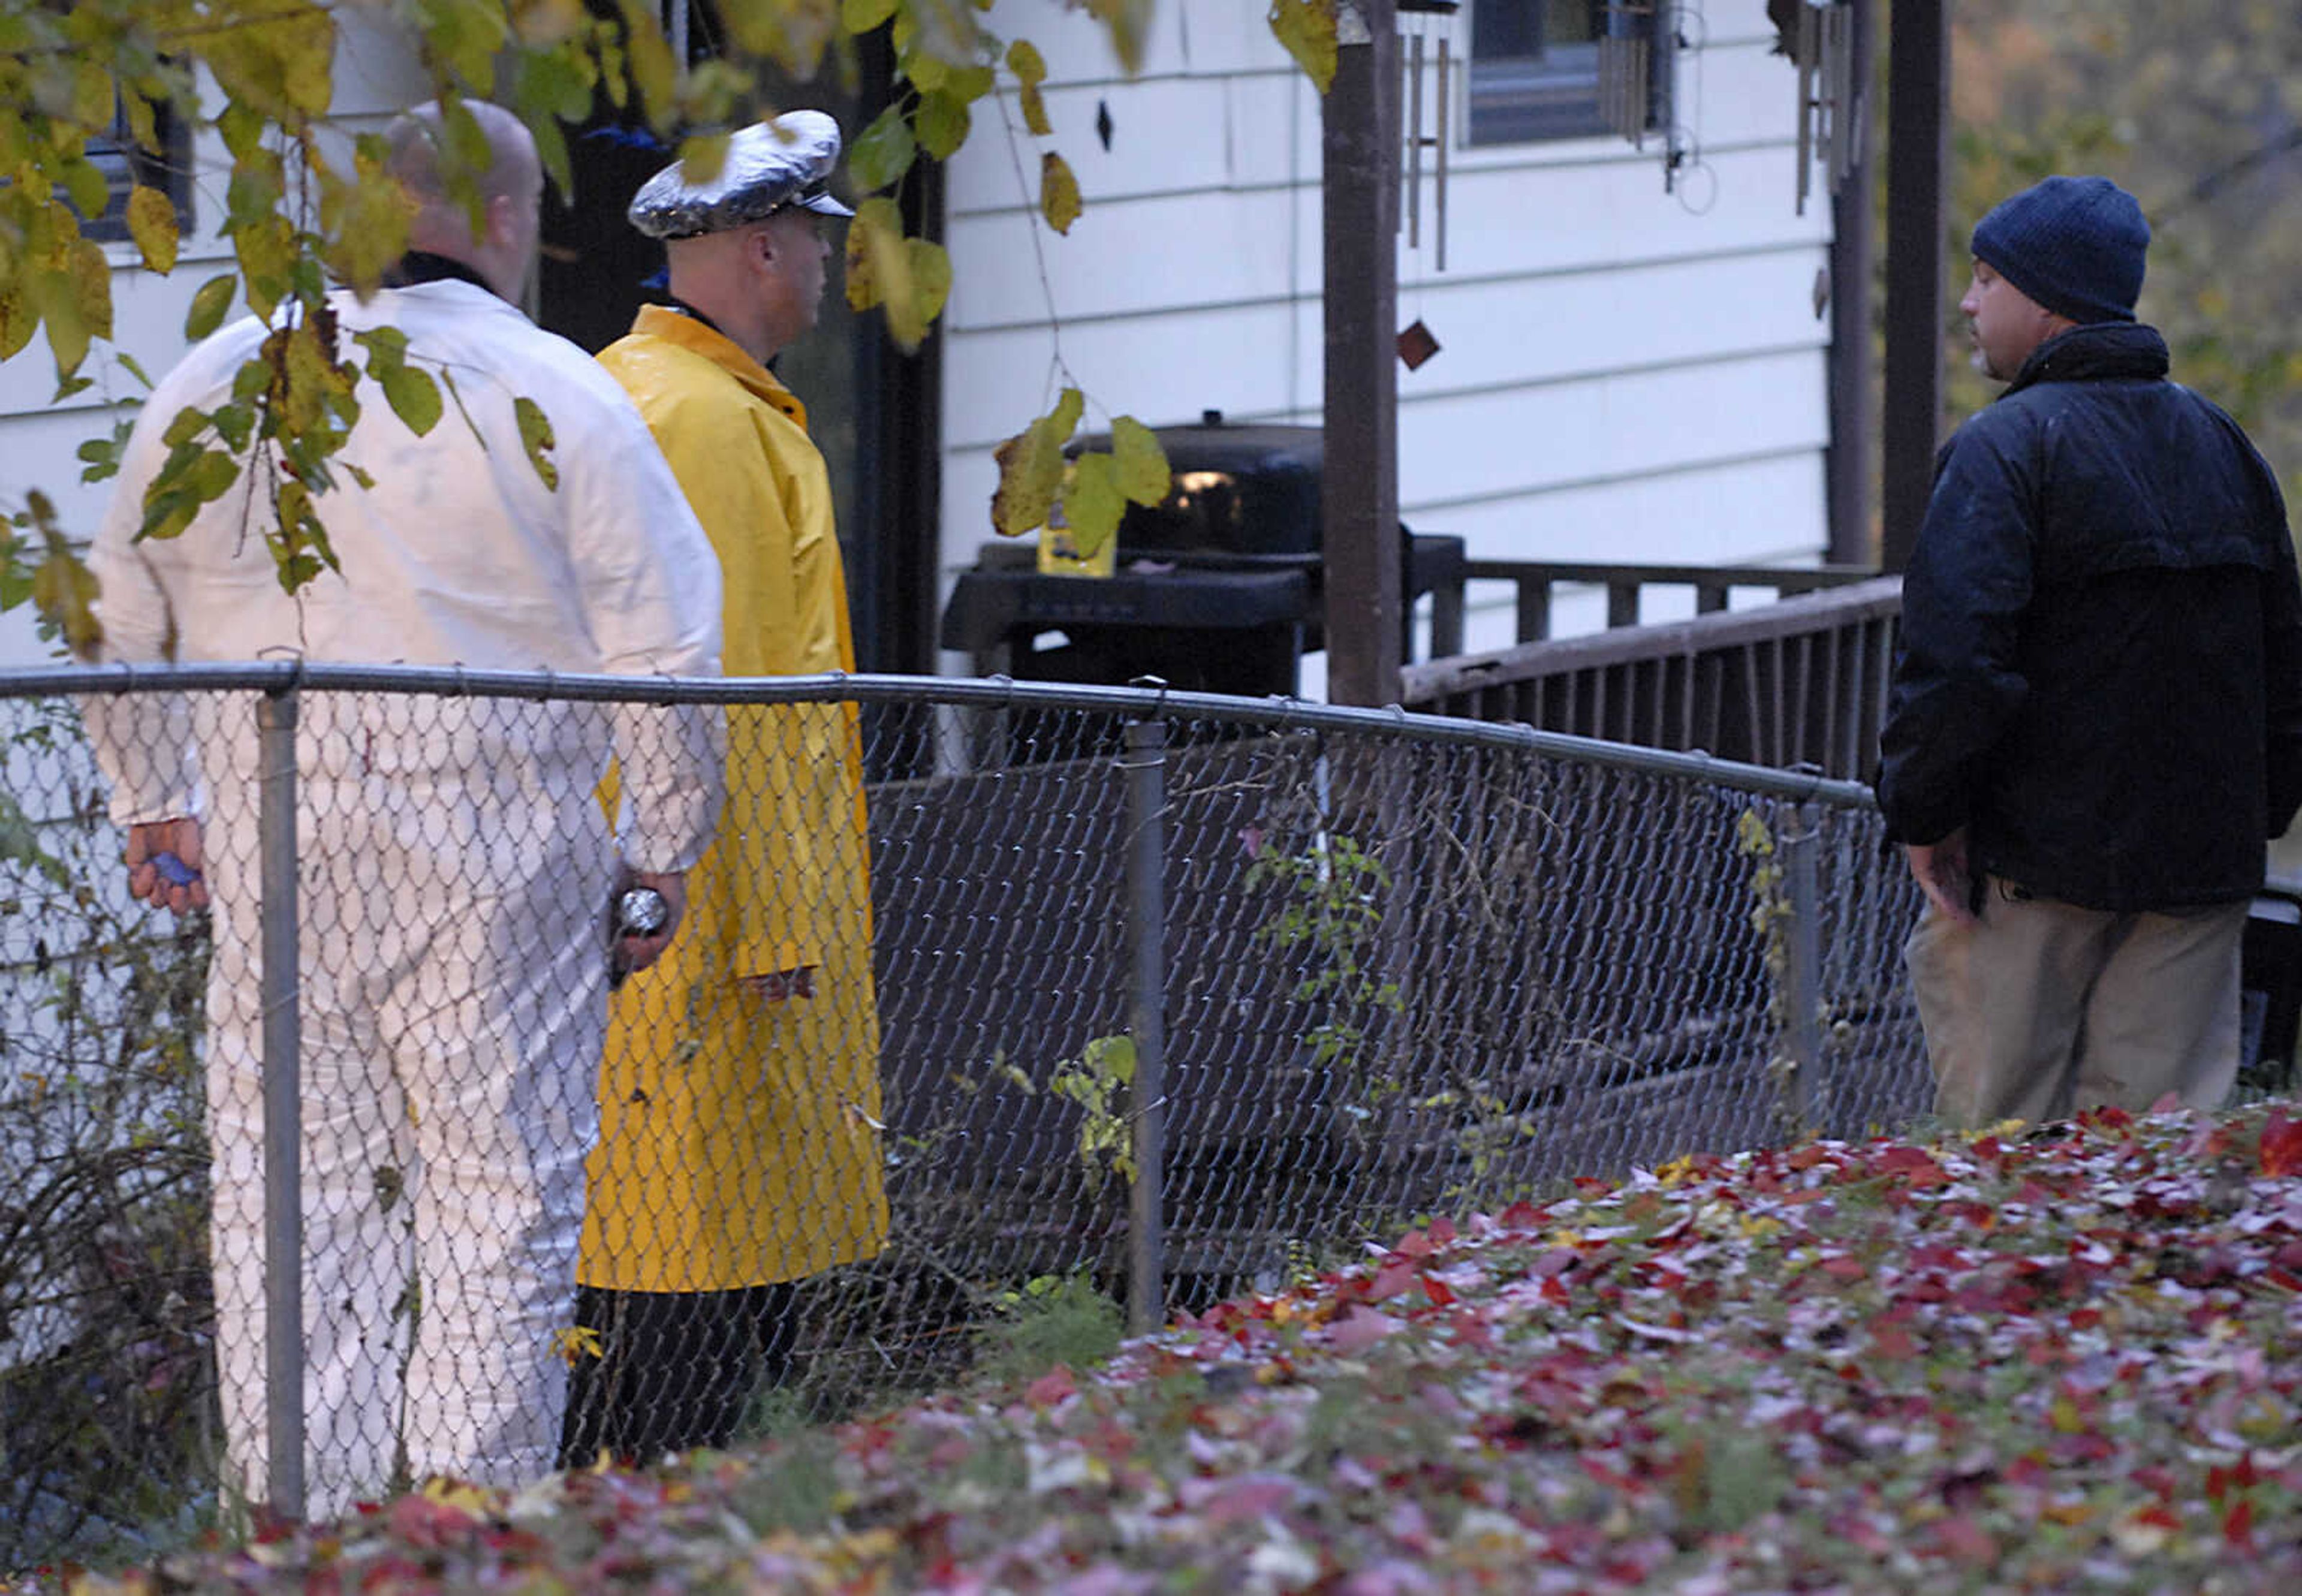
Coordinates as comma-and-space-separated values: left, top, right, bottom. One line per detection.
1402, 564, 1904, 782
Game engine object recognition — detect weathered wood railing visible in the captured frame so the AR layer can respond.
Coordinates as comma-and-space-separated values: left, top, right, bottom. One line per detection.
1403, 563, 1903, 782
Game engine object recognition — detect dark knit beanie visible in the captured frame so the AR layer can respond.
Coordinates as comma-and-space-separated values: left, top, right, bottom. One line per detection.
1969, 176, 2150, 324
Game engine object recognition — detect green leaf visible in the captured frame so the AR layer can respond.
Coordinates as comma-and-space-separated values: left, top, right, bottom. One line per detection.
185, 273, 237, 342
515, 396, 559, 489
1268, 0, 1340, 94
842, 0, 900, 31
1039, 152, 1083, 234
379, 363, 444, 437
989, 387, 1085, 538
916, 91, 971, 162
1110, 415, 1171, 505
1063, 452, 1125, 558
126, 184, 179, 274
849, 104, 917, 194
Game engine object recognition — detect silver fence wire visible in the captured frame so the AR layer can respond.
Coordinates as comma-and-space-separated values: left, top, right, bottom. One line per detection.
0, 667, 1929, 1566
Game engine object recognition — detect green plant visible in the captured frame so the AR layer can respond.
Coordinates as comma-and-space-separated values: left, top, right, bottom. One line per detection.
970, 1270, 1122, 1390
1246, 830, 1403, 1112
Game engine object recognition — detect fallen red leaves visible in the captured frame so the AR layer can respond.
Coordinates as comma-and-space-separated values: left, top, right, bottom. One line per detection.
50, 1100, 2302, 1594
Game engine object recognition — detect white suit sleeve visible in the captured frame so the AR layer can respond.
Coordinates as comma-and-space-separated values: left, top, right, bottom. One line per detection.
565, 394, 727, 874
84, 388, 200, 826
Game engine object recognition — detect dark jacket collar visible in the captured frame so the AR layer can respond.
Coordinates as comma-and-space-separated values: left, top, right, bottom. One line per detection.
2005, 321, 2170, 395
379, 251, 501, 298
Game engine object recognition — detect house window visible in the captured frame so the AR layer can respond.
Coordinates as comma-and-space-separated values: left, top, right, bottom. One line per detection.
1468, 1, 1670, 146
78, 98, 191, 246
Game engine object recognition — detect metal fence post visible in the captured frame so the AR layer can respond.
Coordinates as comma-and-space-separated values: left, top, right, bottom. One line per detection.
257, 689, 304, 1519
1122, 718, 1168, 1335
1781, 803, 1824, 1133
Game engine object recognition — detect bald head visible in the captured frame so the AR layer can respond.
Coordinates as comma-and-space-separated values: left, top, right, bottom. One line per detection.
384, 100, 544, 302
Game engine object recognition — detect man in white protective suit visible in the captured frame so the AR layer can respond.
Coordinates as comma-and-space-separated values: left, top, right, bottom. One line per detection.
82, 100, 726, 1516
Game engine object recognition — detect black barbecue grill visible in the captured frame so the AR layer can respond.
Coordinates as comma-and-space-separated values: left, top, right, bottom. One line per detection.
941, 413, 1462, 697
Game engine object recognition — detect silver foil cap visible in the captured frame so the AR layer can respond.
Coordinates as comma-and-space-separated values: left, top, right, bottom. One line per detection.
614, 887, 671, 938
626, 110, 854, 240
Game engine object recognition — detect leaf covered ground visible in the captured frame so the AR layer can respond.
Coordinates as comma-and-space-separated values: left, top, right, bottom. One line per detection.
66, 1104, 2302, 1594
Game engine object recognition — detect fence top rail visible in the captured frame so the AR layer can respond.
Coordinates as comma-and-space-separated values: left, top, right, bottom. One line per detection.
1460, 560, 1882, 589
0, 661, 1881, 808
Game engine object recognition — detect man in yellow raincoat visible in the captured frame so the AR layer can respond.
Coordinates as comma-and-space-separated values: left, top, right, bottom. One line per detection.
560, 111, 888, 1466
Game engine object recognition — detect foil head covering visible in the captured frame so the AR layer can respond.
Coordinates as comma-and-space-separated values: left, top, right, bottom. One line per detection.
626, 110, 854, 240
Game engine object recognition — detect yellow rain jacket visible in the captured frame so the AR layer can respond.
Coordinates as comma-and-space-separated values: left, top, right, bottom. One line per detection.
578, 306, 888, 1293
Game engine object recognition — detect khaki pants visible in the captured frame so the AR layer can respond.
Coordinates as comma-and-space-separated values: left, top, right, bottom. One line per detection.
1905, 880, 2247, 1130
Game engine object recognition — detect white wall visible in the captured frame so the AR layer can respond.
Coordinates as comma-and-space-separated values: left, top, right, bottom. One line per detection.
939, 1, 1837, 684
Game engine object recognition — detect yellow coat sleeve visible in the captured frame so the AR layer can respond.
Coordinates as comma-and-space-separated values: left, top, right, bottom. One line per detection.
644, 390, 845, 978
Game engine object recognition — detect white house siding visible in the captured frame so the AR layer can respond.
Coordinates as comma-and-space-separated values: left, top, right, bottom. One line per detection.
0, 24, 424, 668
939, 1, 1837, 684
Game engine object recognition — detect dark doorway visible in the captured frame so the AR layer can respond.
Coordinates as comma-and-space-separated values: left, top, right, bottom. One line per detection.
535, 11, 942, 674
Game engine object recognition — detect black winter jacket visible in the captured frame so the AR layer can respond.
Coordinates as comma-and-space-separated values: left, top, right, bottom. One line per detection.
1876, 322, 2302, 911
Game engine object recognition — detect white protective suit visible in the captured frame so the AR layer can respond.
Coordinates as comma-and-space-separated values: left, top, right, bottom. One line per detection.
83, 278, 725, 1514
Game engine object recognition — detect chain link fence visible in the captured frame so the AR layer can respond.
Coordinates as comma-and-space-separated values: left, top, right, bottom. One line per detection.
0, 665, 1927, 1566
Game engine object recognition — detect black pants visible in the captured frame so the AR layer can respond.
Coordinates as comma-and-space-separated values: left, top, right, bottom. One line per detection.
557, 1282, 797, 1468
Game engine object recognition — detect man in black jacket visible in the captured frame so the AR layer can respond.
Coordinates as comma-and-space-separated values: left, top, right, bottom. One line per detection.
1878, 174, 2302, 1130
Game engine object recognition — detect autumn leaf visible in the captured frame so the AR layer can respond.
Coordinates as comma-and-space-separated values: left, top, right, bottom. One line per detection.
125, 185, 178, 275
989, 387, 1085, 538
1039, 152, 1083, 235
1269, 0, 1340, 95
2260, 1108, 2302, 1178
1008, 40, 1054, 137
1110, 414, 1171, 505
1062, 452, 1125, 558
515, 396, 559, 489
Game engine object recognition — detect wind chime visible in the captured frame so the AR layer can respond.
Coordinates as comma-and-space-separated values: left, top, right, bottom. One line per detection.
1396, 1, 1458, 371
1786, 0, 1861, 215
1598, 2, 1658, 150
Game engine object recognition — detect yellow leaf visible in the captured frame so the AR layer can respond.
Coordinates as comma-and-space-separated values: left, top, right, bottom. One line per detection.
1063, 452, 1125, 558
33, 265, 88, 377
1086, 0, 1155, 74
1006, 39, 1048, 88
844, 195, 941, 349
126, 185, 178, 275
32, 540, 100, 661
1268, 0, 1340, 95
71, 238, 113, 345
516, 396, 560, 490
510, 0, 589, 47
416, 1476, 502, 1517
1110, 415, 1170, 505
618, 0, 680, 131
0, 279, 32, 362
1020, 82, 1052, 138
843, 0, 899, 31
905, 237, 953, 333
1039, 152, 1082, 234
989, 388, 1084, 538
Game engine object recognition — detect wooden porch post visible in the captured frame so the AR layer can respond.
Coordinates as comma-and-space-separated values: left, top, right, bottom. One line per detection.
1322, 0, 1403, 707
1879, 0, 1950, 572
